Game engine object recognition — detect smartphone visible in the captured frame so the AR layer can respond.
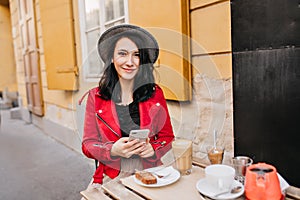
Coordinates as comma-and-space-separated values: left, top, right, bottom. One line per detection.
128, 129, 150, 143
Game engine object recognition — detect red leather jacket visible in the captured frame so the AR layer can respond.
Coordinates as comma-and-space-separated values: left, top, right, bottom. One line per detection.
82, 85, 174, 184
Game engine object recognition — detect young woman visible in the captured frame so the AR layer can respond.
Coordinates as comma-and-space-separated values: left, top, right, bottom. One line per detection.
82, 24, 174, 184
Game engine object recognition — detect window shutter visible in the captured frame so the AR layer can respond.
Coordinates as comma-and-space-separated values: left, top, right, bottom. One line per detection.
19, 0, 44, 116
39, 0, 78, 90
128, 0, 192, 101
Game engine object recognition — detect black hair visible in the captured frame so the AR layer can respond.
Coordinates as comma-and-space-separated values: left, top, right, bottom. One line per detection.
98, 33, 156, 103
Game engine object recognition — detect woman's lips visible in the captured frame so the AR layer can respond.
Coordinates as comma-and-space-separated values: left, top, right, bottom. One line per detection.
122, 67, 136, 73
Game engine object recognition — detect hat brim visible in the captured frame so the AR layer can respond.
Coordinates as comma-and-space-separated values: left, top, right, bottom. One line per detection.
97, 24, 159, 64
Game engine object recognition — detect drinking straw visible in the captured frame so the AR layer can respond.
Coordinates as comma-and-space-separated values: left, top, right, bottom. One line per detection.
213, 129, 217, 149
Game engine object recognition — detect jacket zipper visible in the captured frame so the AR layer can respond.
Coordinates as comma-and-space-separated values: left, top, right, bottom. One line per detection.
95, 113, 120, 138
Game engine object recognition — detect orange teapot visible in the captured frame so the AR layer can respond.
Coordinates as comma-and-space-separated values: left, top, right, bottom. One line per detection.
244, 163, 282, 200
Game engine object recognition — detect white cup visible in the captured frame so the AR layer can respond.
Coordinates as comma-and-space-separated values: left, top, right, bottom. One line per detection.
205, 164, 235, 192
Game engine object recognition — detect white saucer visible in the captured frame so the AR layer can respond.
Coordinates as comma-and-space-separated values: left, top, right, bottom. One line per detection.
196, 178, 244, 200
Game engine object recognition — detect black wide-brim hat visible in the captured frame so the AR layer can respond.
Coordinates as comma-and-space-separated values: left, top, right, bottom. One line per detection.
97, 24, 159, 64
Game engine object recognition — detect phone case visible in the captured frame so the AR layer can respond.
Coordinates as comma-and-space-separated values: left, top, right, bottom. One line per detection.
129, 129, 149, 142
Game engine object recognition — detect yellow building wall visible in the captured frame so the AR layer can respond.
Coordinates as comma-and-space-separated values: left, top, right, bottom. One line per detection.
0, 5, 17, 92
190, 0, 226, 9
128, 0, 192, 101
191, 0, 232, 79
186, 0, 233, 165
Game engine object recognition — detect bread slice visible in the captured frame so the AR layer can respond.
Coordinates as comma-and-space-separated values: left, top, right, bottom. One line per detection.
135, 171, 157, 185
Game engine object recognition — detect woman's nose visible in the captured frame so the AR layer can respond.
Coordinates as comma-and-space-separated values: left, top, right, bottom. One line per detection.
125, 54, 134, 66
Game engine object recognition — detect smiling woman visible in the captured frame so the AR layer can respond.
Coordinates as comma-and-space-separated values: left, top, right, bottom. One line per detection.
81, 24, 175, 185
113, 38, 140, 81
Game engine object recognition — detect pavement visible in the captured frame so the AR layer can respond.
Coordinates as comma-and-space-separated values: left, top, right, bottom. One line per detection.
0, 110, 94, 200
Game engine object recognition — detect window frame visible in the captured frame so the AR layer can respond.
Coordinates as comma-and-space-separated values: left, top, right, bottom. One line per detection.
78, 0, 129, 82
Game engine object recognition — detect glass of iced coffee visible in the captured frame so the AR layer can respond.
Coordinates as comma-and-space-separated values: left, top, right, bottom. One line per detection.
172, 138, 193, 175
206, 145, 224, 164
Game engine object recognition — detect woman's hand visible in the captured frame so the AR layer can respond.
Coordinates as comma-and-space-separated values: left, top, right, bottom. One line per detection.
139, 139, 155, 158
111, 137, 145, 158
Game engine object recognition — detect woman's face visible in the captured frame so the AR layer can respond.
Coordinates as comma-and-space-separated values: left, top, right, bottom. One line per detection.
112, 37, 140, 81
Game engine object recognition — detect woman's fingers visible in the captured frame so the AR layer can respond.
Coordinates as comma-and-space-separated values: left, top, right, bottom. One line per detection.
139, 143, 154, 158
112, 137, 152, 158
116, 139, 143, 158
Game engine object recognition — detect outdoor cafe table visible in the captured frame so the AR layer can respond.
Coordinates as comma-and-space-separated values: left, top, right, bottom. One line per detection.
82, 165, 244, 200
81, 165, 300, 200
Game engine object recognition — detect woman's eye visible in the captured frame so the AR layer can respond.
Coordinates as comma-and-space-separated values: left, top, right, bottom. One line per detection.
134, 52, 140, 57
118, 51, 127, 56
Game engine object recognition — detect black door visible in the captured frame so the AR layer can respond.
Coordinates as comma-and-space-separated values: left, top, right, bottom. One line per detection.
231, 0, 300, 187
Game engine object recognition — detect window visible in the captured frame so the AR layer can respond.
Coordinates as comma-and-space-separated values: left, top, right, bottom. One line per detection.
79, 0, 128, 81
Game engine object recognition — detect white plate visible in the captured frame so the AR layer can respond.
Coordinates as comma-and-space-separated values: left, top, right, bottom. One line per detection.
133, 166, 180, 187
196, 178, 244, 200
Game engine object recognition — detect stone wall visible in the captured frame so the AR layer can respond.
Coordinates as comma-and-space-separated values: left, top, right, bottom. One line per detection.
168, 74, 233, 166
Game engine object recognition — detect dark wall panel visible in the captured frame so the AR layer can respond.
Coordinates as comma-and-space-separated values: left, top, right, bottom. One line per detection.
233, 48, 300, 186
231, 0, 300, 51
232, 0, 300, 187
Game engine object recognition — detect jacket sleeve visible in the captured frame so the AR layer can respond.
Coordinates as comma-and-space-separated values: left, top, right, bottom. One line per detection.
144, 87, 175, 164
81, 89, 120, 164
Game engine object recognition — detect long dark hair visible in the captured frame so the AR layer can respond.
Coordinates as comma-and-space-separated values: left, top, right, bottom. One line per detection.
98, 33, 156, 103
